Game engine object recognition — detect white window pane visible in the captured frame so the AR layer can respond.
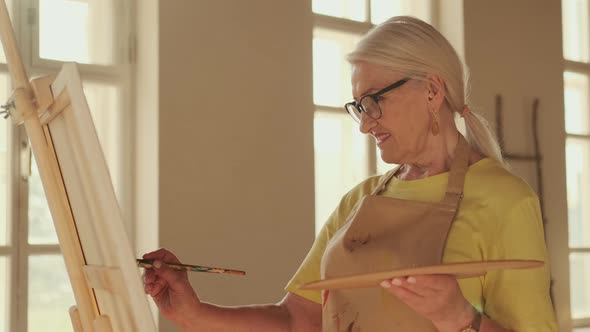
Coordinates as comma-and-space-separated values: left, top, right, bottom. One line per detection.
376, 145, 398, 175
313, 28, 361, 108
566, 138, 590, 247
314, 111, 368, 233
564, 72, 590, 135
28, 157, 58, 245
82, 82, 122, 200
371, 0, 431, 25
39, 0, 115, 65
0, 73, 8, 246
312, 0, 366, 22
28, 255, 74, 332
570, 253, 590, 319
562, 0, 590, 62
0, 0, 14, 64
0, 256, 8, 332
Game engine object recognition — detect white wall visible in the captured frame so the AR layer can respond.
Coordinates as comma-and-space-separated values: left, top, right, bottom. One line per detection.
136, 1, 314, 331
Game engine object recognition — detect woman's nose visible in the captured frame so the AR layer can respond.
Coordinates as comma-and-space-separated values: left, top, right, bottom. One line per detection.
359, 112, 376, 134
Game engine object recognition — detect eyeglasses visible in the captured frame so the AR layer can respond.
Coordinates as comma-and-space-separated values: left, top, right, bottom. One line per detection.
344, 78, 410, 123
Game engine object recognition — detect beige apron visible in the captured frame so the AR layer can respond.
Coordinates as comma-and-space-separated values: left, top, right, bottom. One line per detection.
321, 135, 471, 332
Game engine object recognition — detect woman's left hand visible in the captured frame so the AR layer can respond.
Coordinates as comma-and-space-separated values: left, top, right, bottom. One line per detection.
380, 274, 476, 332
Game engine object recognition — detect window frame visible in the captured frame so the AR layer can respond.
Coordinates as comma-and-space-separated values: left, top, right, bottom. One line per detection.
562, 2, 590, 329
1, 0, 135, 330
565, 57, 590, 330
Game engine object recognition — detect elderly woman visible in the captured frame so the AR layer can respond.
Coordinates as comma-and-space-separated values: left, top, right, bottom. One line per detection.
142, 16, 557, 332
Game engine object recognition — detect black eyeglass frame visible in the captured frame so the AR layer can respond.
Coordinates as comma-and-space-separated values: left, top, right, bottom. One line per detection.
344, 77, 410, 123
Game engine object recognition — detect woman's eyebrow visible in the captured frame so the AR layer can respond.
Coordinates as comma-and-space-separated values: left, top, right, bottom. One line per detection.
354, 88, 380, 102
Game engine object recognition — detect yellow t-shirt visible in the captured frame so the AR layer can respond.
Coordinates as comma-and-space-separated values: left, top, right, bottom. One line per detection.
285, 158, 558, 331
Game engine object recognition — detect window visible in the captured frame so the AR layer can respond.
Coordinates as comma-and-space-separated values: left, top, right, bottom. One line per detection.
312, 0, 433, 233
1, 63, 11, 332
0, 1, 133, 331
562, 0, 590, 330
1, 4, 15, 331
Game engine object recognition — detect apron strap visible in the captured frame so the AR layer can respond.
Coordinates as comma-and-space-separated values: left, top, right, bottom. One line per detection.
371, 165, 401, 195
441, 134, 471, 206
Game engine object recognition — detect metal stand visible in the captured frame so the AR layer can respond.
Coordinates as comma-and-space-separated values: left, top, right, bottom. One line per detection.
495, 95, 546, 221
494, 94, 555, 309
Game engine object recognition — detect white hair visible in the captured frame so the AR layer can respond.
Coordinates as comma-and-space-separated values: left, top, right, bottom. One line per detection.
347, 16, 505, 166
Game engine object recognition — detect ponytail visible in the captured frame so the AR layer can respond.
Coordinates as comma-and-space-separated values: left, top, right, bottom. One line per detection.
463, 109, 506, 167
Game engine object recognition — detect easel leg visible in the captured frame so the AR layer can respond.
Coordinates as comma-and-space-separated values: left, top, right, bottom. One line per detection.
93, 315, 114, 332
69, 306, 84, 332
70, 305, 114, 332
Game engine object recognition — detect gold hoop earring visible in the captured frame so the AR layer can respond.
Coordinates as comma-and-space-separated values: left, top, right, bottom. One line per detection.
430, 110, 440, 136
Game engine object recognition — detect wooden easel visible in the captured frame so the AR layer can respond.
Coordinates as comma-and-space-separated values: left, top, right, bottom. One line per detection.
0, 2, 155, 331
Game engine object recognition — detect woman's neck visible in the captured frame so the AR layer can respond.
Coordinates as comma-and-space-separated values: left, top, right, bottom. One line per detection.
395, 131, 483, 181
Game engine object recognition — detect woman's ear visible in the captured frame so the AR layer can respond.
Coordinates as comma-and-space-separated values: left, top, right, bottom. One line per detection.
425, 74, 446, 110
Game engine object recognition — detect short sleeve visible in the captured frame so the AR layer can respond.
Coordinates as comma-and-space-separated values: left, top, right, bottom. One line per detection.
483, 195, 558, 331
284, 214, 336, 304
284, 191, 361, 304
283, 175, 379, 304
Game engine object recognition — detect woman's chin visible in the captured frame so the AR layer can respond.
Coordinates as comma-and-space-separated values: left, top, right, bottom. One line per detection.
378, 150, 401, 165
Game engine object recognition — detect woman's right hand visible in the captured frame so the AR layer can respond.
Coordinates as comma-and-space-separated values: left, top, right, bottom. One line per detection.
142, 248, 201, 325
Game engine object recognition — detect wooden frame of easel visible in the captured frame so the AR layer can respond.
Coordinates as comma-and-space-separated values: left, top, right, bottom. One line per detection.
0, 2, 156, 331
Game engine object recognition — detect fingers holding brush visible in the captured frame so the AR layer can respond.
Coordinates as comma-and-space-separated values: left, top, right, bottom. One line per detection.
143, 268, 167, 297
139, 248, 201, 322
143, 247, 182, 265
141, 248, 189, 293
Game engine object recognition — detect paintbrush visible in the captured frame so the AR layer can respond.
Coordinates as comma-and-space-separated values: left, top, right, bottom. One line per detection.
136, 258, 246, 276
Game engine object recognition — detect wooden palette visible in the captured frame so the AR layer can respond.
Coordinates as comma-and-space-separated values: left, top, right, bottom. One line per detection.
299, 260, 544, 290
